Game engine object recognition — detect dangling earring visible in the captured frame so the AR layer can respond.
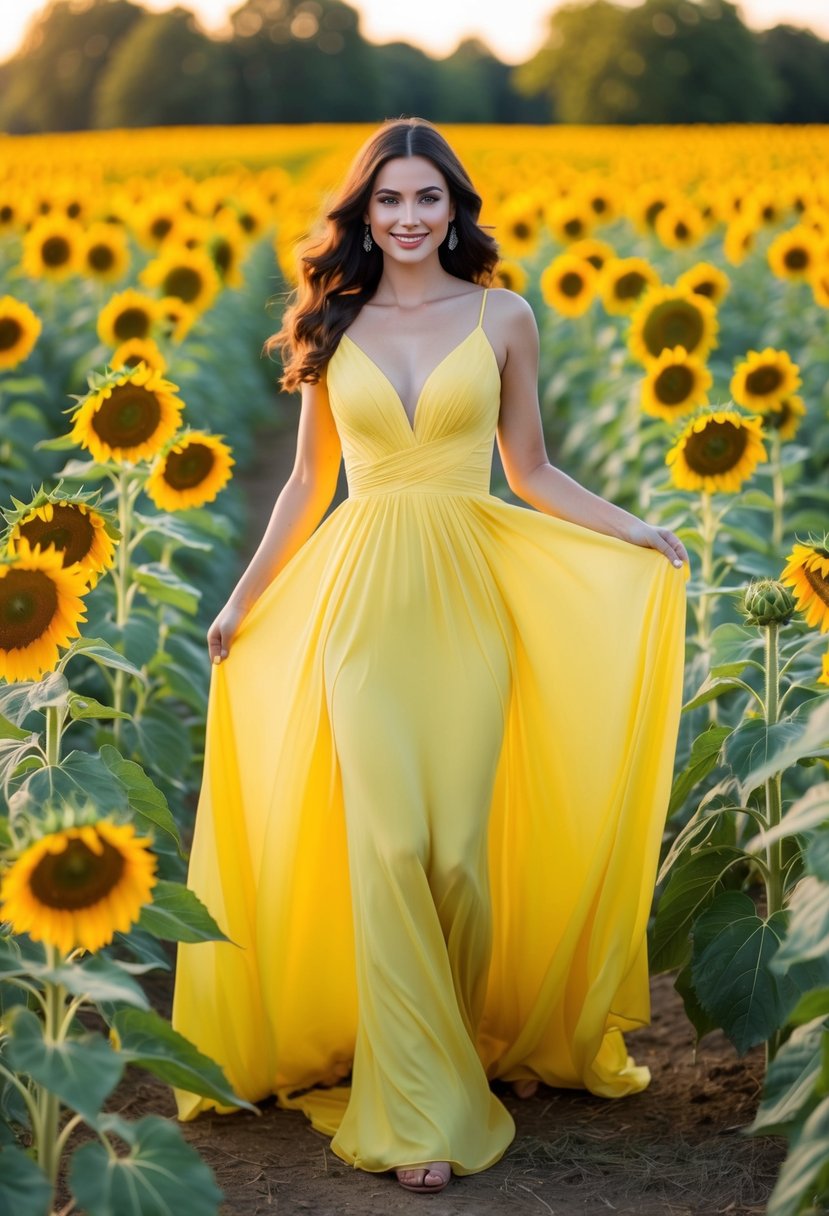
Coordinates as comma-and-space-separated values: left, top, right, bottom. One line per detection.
447, 223, 458, 251
363, 224, 373, 252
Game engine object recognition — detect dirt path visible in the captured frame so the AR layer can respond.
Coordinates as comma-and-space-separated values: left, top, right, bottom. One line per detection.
110, 965, 782, 1216
118, 413, 783, 1215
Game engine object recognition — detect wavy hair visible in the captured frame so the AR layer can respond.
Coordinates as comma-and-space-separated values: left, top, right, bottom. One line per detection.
265, 117, 500, 392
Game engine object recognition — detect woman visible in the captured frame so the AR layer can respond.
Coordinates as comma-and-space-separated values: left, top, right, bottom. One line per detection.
171, 117, 689, 1195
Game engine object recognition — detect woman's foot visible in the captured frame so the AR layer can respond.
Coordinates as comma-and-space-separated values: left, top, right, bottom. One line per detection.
395, 1161, 452, 1192
511, 1079, 539, 1099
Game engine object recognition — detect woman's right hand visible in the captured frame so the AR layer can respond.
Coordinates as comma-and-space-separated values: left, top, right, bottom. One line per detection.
206, 601, 247, 665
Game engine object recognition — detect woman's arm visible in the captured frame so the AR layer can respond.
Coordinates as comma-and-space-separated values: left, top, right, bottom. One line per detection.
495, 293, 688, 569
227, 369, 343, 615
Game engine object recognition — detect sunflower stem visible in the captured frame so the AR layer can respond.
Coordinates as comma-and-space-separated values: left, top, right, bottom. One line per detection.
770, 430, 784, 553
763, 620, 785, 1066
37, 945, 67, 1187
45, 705, 62, 767
0, 1059, 42, 1128
112, 470, 137, 745
697, 490, 719, 722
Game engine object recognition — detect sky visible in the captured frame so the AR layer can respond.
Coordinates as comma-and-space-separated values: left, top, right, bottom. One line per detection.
2, 0, 829, 64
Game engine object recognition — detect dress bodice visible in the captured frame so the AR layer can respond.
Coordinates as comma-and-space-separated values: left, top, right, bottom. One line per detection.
325, 288, 501, 498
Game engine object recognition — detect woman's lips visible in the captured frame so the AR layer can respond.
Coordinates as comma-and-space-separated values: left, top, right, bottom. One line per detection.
392, 233, 427, 247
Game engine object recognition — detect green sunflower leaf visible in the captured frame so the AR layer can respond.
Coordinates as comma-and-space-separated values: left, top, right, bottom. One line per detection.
5, 1007, 124, 1124
68, 1114, 223, 1216
137, 879, 231, 944
0, 1145, 53, 1216
109, 1008, 258, 1112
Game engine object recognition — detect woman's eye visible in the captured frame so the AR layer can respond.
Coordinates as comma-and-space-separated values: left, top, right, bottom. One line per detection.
379, 196, 438, 204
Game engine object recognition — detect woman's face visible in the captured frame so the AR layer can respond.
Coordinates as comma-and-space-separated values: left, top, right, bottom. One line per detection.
363, 155, 455, 263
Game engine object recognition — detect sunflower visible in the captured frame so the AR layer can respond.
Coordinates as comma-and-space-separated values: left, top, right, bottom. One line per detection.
111, 337, 167, 375
0, 296, 42, 370
540, 253, 598, 317
723, 219, 757, 267
68, 364, 184, 464
567, 238, 616, 273
581, 180, 620, 226
0, 820, 157, 954
628, 285, 718, 365
640, 347, 712, 422
496, 195, 541, 258
6, 500, 117, 591
208, 213, 247, 289
546, 196, 595, 244
761, 395, 806, 441
491, 259, 528, 294
226, 189, 272, 240
599, 257, 660, 316
654, 201, 705, 250
0, 537, 89, 683
730, 348, 801, 412
140, 244, 222, 313
155, 296, 196, 343
674, 262, 730, 305
145, 430, 235, 511
780, 540, 829, 634
133, 192, 186, 250
629, 183, 672, 234
81, 222, 130, 284
21, 215, 83, 282
665, 408, 768, 494
97, 289, 159, 347
767, 225, 823, 281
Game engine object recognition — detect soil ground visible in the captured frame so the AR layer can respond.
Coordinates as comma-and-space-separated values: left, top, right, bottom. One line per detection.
60, 414, 786, 1215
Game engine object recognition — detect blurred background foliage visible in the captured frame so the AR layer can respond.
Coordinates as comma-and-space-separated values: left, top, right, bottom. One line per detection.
1, 0, 829, 133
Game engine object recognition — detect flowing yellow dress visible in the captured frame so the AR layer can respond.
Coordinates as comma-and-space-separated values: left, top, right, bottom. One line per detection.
170, 287, 688, 1176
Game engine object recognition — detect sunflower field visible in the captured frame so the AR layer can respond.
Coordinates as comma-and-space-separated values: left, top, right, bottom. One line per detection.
0, 123, 828, 1216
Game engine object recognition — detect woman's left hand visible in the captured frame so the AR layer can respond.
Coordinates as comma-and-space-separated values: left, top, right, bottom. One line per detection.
621, 517, 690, 570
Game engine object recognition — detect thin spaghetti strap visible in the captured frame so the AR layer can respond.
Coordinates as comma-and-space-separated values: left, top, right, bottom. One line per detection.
477, 287, 488, 328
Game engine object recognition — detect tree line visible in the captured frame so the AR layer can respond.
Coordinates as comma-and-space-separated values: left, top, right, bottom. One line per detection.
1, 0, 828, 133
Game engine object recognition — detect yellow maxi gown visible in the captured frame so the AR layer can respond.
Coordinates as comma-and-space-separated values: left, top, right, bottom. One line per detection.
171, 287, 689, 1176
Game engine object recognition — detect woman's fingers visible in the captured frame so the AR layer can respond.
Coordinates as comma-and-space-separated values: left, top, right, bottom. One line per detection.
657, 528, 689, 568
206, 624, 229, 664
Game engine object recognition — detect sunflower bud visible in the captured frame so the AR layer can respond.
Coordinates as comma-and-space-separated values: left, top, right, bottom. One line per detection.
741, 578, 796, 627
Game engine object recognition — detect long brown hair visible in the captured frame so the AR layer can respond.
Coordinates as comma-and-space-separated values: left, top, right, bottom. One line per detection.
265, 117, 500, 392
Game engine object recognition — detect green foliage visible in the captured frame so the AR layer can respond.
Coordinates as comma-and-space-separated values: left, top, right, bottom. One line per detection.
92, 8, 237, 129
516, 0, 779, 123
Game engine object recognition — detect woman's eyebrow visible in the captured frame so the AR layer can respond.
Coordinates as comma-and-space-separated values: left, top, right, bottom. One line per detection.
373, 186, 444, 195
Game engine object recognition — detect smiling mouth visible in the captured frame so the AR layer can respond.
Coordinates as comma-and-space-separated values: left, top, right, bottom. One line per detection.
392, 233, 427, 245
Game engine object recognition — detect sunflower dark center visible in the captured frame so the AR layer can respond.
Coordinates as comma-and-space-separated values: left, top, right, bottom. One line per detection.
151, 217, 173, 241
654, 365, 694, 405
783, 248, 809, 270
0, 317, 23, 351
674, 221, 690, 240
645, 200, 666, 227
213, 239, 232, 275
239, 213, 256, 234
614, 271, 646, 300
0, 205, 14, 224
113, 307, 153, 342
560, 272, 585, 298
91, 384, 162, 449
745, 366, 783, 396
42, 236, 71, 268
591, 197, 607, 214
683, 420, 748, 474
642, 299, 704, 358
0, 568, 58, 649
563, 217, 584, 238
163, 442, 216, 489
765, 402, 790, 431
29, 835, 126, 910
163, 266, 203, 303
88, 243, 115, 272
19, 506, 95, 565
692, 281, 715, 298
511, 221, 531, 241
66, 202, 82, 219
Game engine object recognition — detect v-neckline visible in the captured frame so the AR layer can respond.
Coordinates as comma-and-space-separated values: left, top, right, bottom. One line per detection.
342, 327, 484, 437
